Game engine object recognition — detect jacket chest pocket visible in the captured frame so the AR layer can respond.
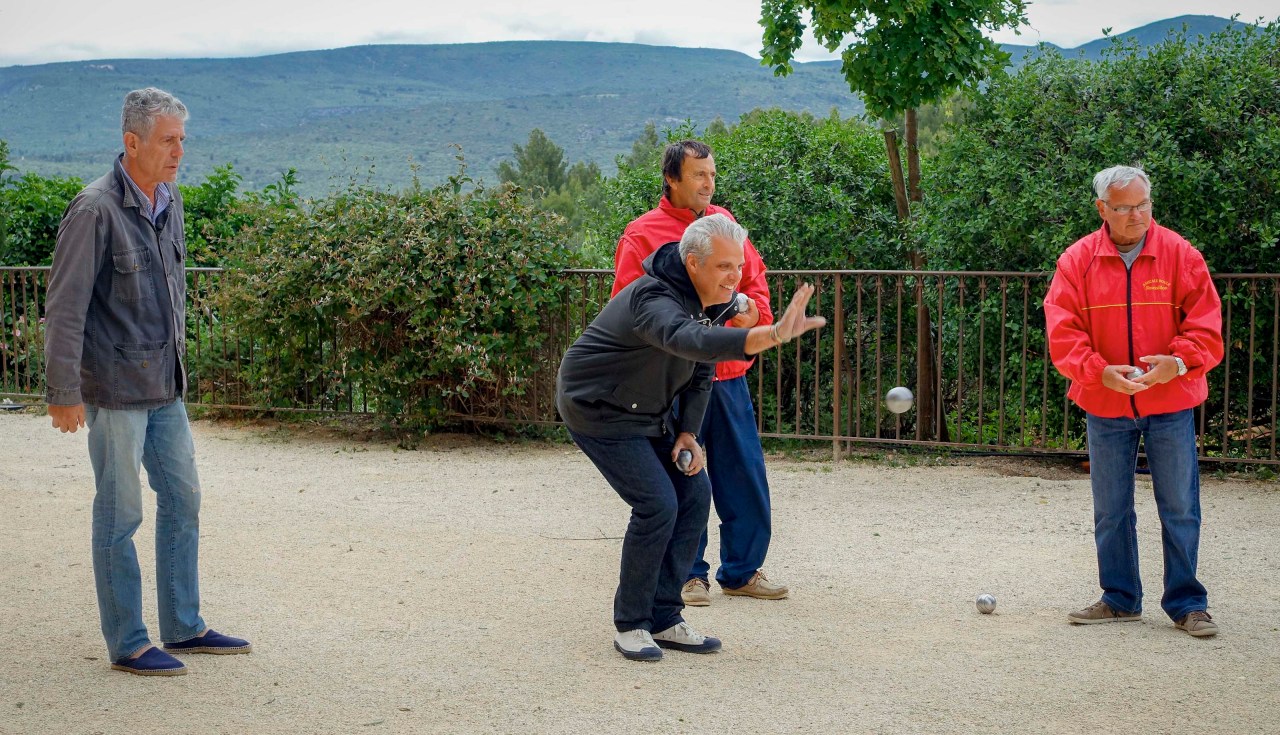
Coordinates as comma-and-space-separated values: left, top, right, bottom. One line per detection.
166, 231, 186, 275
111, 248, 155, 303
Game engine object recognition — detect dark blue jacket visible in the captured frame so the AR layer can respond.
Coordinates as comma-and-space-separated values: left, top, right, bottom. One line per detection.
556, 242, 748, 438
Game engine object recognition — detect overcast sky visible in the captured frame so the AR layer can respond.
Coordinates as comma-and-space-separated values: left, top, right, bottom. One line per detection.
1, 1, 1275, 67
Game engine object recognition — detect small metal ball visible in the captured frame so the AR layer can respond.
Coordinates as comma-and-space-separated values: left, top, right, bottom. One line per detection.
976, 594, 997, 614
885, 386, 914, 414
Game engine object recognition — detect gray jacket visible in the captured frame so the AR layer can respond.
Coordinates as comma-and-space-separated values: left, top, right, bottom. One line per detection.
44, 156, 188, 410
555, 241, 749, 438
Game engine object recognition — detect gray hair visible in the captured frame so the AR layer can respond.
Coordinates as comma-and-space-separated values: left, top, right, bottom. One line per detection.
1093, 165, 1150, 200
121, 87, 188, 138
679, 213, 747, 264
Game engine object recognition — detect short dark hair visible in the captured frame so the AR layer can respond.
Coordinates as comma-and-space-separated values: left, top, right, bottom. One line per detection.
661, 140, 712, 199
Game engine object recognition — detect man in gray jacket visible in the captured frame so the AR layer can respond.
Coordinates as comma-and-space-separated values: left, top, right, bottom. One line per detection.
44, 88, 250, 676
557, 214, 824, 661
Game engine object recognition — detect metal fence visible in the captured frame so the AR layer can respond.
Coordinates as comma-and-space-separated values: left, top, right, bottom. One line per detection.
5, 266, 1278, 465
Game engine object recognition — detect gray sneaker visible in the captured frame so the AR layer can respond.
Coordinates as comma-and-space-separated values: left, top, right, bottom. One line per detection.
613, 629, 662, 661
652, 621, 721, 654
1067, 600, 1141, 625
1175, 610, 1218, 637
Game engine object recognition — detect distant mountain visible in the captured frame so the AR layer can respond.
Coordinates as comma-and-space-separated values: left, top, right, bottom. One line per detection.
0, 15, 1256, 196
1001, 14, 1254, 66
0, 42, 863, 195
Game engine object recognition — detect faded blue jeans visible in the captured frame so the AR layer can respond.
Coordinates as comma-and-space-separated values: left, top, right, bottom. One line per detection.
689, 376, 773, 589
1086, 408, 1208, 621
568, 429, 711, 633
85, 399, 205, 661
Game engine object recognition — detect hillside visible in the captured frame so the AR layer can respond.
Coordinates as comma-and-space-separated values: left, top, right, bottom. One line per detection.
0, 42, 862, 194
0, 15, 1257, 195
1001, 14, 1253, 66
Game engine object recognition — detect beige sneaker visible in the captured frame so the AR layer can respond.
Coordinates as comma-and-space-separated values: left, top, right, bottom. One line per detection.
1067, 600, 1141, 625
1175, 610, 1218, 637
721, 570, 789, 600
681, 578, 711, 606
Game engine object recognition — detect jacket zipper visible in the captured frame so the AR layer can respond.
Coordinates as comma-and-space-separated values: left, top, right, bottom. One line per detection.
1126, 262, 1141, 418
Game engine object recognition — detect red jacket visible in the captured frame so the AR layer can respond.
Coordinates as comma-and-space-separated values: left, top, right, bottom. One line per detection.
1044, 220, 1223, 418
612, 196, 773, 381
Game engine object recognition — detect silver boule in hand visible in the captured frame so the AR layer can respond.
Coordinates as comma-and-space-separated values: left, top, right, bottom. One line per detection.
675, 449, 693, 473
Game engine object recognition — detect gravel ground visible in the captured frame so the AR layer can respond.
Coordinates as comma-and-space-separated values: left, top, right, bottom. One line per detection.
1, 411, 1278, 735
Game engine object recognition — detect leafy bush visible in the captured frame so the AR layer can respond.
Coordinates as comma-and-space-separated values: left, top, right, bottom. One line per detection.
0, 171, 84, 266
207, 163, 579, 428
918, 21, 1280, 273
597, 109, 904, 270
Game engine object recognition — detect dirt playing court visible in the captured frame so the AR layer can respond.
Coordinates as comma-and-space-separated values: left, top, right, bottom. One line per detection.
1, 411, 1277, 734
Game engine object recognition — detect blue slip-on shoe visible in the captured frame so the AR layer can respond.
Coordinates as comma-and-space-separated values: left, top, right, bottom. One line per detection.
652, 621, 721, 654
111, 647, 188, 676
164, 629, 253, 655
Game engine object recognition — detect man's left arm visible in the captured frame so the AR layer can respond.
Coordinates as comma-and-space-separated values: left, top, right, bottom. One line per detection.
1139, 252, 1224, 384
1168, 253, 1224, 379
731, 236, 773, 328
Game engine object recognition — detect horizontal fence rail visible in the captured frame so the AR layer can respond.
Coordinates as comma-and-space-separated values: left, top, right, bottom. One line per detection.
4, 265, 1278, 465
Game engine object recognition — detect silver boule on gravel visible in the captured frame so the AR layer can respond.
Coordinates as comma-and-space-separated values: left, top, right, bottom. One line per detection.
976, 594, 997, 614
885, 386, 914, 414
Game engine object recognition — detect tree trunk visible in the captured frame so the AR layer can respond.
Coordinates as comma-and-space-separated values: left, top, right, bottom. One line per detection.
883, 121, 939, 440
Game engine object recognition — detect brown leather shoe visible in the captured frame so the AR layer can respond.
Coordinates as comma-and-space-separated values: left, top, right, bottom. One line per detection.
721, 570, 789, 600
681, 578, 711, 606
1175, 610, 1218, 637
1067, 600, 1141, 625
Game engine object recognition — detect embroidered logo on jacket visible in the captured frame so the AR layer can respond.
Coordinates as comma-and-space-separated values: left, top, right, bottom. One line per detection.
1144, 278, 1171, 292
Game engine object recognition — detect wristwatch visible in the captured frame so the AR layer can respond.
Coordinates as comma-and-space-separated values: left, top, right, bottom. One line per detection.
1173, 356, 1187, 376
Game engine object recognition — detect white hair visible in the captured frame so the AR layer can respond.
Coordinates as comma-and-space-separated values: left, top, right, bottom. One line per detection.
679, 213, 747, 264
121, 87, 188, 138
1093, 165, 1150, 200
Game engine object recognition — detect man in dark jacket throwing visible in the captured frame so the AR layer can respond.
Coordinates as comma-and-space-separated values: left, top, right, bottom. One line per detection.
556, 214, 824, 661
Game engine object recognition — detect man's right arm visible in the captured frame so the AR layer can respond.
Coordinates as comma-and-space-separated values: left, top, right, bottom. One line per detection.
1043, 260, 1110, 388
44, 206, 101, 431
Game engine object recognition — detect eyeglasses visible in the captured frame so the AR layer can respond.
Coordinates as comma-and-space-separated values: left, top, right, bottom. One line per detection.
1103, 200, 1153, 215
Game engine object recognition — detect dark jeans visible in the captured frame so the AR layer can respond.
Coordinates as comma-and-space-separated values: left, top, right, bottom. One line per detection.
690, 376, 772, 588
569, 429, 711, 632
1086, 408, 1208, 620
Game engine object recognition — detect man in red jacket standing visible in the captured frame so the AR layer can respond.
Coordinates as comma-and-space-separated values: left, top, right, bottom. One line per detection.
1045, 165, 1223, 637
612, 140, 788, 604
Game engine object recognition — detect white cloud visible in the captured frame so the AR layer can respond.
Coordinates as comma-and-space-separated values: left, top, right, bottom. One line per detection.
1, 0, 1274, 67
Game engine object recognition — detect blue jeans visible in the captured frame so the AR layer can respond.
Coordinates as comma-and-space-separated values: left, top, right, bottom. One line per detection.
689, 377, 772, 588
84, 399, 205, 661
1086, 409, 1207, 621
568, 429, 711, 633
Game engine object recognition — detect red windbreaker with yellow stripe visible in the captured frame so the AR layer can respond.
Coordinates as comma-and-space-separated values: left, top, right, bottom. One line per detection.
1044, 221, 1223, 419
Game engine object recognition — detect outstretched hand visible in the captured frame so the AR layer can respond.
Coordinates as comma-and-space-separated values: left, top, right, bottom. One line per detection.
774, 283, 827, 342
744, 283, 827, 356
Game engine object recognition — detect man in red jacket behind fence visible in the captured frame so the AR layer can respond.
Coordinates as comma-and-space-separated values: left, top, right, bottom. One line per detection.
611, 140, 788, 604
1044, 165, 1223, 637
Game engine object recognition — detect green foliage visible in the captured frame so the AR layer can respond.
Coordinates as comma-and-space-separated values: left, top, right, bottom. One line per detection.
597, 110, 902, 269
207, 160, 579, 429
760, 0, 1028, 118
0, 170, 83, 266
918, 21, 1280, 273
497, 129, 568, 193
178, 164, 247, 266
497, 129, 606, 244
